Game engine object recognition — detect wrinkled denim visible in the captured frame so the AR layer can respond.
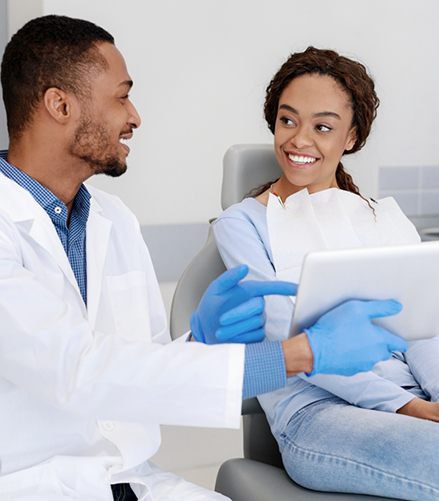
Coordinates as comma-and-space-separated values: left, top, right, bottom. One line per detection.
278, 396, 439, 500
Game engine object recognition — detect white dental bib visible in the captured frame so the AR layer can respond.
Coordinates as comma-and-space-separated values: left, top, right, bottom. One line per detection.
266, 188, 420, 284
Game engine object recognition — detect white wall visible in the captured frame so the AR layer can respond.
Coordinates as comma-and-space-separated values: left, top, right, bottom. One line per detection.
8, 0, 439, 226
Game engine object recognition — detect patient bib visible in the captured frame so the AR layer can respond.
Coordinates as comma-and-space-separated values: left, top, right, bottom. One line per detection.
266, 188, 420, 283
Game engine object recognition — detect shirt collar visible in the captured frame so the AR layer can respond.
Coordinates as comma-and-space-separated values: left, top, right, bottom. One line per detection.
0, 150, 91, 225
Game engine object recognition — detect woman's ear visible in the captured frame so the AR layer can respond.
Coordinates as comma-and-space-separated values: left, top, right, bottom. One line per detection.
43, 87, 75, 124
345, 127, 357, 152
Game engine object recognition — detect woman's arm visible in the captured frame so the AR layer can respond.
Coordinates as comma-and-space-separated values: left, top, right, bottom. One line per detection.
214, 207, 415, 414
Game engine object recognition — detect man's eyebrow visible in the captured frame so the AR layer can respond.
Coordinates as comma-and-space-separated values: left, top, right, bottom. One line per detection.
119, 80, 133, 89
279, 104, 341, 120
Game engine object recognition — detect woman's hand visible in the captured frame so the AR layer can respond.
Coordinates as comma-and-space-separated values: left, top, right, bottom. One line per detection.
397, 398, 439, 422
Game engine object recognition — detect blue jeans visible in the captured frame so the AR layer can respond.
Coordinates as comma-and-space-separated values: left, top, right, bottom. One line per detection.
278, 396, 439, 500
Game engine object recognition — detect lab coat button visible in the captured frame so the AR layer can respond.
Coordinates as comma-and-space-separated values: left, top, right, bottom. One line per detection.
102, 420, 115, 432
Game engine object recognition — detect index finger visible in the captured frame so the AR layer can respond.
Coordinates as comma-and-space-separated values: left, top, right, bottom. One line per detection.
210, 265, 249, 294
244, 280, 298, 298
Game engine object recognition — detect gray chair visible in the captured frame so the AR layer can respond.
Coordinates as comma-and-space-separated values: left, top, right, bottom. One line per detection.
170, 144, 396, 501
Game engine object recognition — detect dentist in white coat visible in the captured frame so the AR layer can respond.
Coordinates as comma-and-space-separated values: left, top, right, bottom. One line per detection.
0, 14, 408, 501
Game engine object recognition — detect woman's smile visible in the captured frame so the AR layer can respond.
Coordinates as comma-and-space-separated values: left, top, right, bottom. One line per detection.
273, 73, 356, 197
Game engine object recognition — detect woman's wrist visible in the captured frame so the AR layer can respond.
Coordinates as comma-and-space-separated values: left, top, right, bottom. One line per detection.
396, 397, 439, 422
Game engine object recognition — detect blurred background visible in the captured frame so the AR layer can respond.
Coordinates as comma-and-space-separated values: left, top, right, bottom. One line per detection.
1, 0, 438, 489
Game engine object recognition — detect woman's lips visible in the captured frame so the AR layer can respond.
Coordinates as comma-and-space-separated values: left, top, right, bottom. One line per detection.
285, 152, 318, 168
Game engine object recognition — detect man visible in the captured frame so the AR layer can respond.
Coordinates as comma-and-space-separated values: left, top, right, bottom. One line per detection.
0, 15, 406, 501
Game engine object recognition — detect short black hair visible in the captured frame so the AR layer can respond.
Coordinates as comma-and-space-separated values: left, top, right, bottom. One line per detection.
1, 15, 114, 140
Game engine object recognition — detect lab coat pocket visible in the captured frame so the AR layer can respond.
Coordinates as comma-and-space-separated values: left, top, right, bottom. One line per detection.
0, 461, 65, 499
107, 271, 152, 342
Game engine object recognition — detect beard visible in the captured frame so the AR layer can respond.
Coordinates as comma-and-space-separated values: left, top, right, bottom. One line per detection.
69, 113, 128, 178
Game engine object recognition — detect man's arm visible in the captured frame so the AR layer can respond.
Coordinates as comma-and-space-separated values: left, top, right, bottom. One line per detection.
192, 266, 408, 399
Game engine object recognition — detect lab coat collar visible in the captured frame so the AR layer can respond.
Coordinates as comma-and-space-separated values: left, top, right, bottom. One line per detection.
0, 173, 85, 310
0, 173, 113, 327
86, 193, 112, 329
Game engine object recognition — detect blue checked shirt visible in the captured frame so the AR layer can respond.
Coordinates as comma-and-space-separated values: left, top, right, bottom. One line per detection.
0, 150, 90, 305
0, 150, 286, 400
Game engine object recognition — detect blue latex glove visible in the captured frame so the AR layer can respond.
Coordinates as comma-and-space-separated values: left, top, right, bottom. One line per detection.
191, 264, 297, 344
305, 299, 408, 376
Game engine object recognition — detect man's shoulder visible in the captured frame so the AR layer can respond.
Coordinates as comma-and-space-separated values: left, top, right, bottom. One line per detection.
85, 184, 136, 220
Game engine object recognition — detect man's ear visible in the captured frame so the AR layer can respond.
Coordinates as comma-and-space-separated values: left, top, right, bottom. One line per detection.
43, 87, 76, 124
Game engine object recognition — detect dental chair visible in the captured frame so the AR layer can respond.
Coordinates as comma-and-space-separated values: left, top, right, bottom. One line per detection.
169, 144, 397, 501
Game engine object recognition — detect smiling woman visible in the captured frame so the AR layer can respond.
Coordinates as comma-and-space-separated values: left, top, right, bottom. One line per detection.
214, 46, 439, 500
251, 46, 379, 205
272, 74, 356, 195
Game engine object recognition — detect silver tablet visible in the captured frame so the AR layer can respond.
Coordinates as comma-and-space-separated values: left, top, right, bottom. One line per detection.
289, 241, 439, 341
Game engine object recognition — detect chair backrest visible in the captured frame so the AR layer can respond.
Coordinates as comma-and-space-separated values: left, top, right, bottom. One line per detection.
169, 143, 284, 467
221, 144, 282, 210
169, 222, 226, 339
170, 143, 280, 340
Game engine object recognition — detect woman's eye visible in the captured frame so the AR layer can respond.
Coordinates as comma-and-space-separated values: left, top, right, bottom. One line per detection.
280, 116, 295, 126
316, 124, 332, 132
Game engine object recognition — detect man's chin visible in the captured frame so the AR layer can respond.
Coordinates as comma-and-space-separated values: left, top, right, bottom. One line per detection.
94, 160, 127, 178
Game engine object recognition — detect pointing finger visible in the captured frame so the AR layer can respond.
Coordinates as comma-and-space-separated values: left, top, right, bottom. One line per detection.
244, 280, 298, 299
210, 265, 249, 294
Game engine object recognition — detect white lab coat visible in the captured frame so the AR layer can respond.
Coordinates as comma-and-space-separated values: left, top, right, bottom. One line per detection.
0, 173, 244, 500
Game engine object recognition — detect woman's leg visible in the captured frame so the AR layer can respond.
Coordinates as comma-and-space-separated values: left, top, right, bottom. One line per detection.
278, 397, 439, 501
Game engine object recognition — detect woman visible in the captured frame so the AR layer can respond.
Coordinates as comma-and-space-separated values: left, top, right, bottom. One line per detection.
214, 47, 439, 500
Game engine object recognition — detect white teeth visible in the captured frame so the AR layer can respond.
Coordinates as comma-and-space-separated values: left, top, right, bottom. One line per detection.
288, 154, 316, 164
120, 138, 129, 144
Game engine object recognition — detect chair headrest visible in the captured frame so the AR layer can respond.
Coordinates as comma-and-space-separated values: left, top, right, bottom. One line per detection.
221, 144, 283, 210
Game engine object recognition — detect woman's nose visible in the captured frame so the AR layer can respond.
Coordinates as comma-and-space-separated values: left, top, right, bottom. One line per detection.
290, 126, 312, 148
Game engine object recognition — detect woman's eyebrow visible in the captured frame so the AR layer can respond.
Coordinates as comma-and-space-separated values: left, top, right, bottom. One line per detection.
313, 111, 341, 120
279, 104, 341, 120
279, 104, 298, 114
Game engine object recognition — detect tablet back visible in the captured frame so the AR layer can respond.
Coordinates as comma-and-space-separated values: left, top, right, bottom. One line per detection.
289, 241, 439, 341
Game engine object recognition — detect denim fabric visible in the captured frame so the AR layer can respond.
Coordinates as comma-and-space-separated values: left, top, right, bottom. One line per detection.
278, 396, 439, 500
111, 483, 137, 501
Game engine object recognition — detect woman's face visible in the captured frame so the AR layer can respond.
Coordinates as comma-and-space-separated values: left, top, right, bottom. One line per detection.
274, 74, 356, 196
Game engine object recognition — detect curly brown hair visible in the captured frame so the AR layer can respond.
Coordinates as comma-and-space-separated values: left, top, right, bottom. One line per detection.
251, 46, 379, 199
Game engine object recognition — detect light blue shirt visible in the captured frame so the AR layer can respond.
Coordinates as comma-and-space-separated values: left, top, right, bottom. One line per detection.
215, 197, 417, 435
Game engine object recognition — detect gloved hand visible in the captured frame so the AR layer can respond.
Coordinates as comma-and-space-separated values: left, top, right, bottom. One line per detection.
190, 264, 297, 344
305, 299, 407, 376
